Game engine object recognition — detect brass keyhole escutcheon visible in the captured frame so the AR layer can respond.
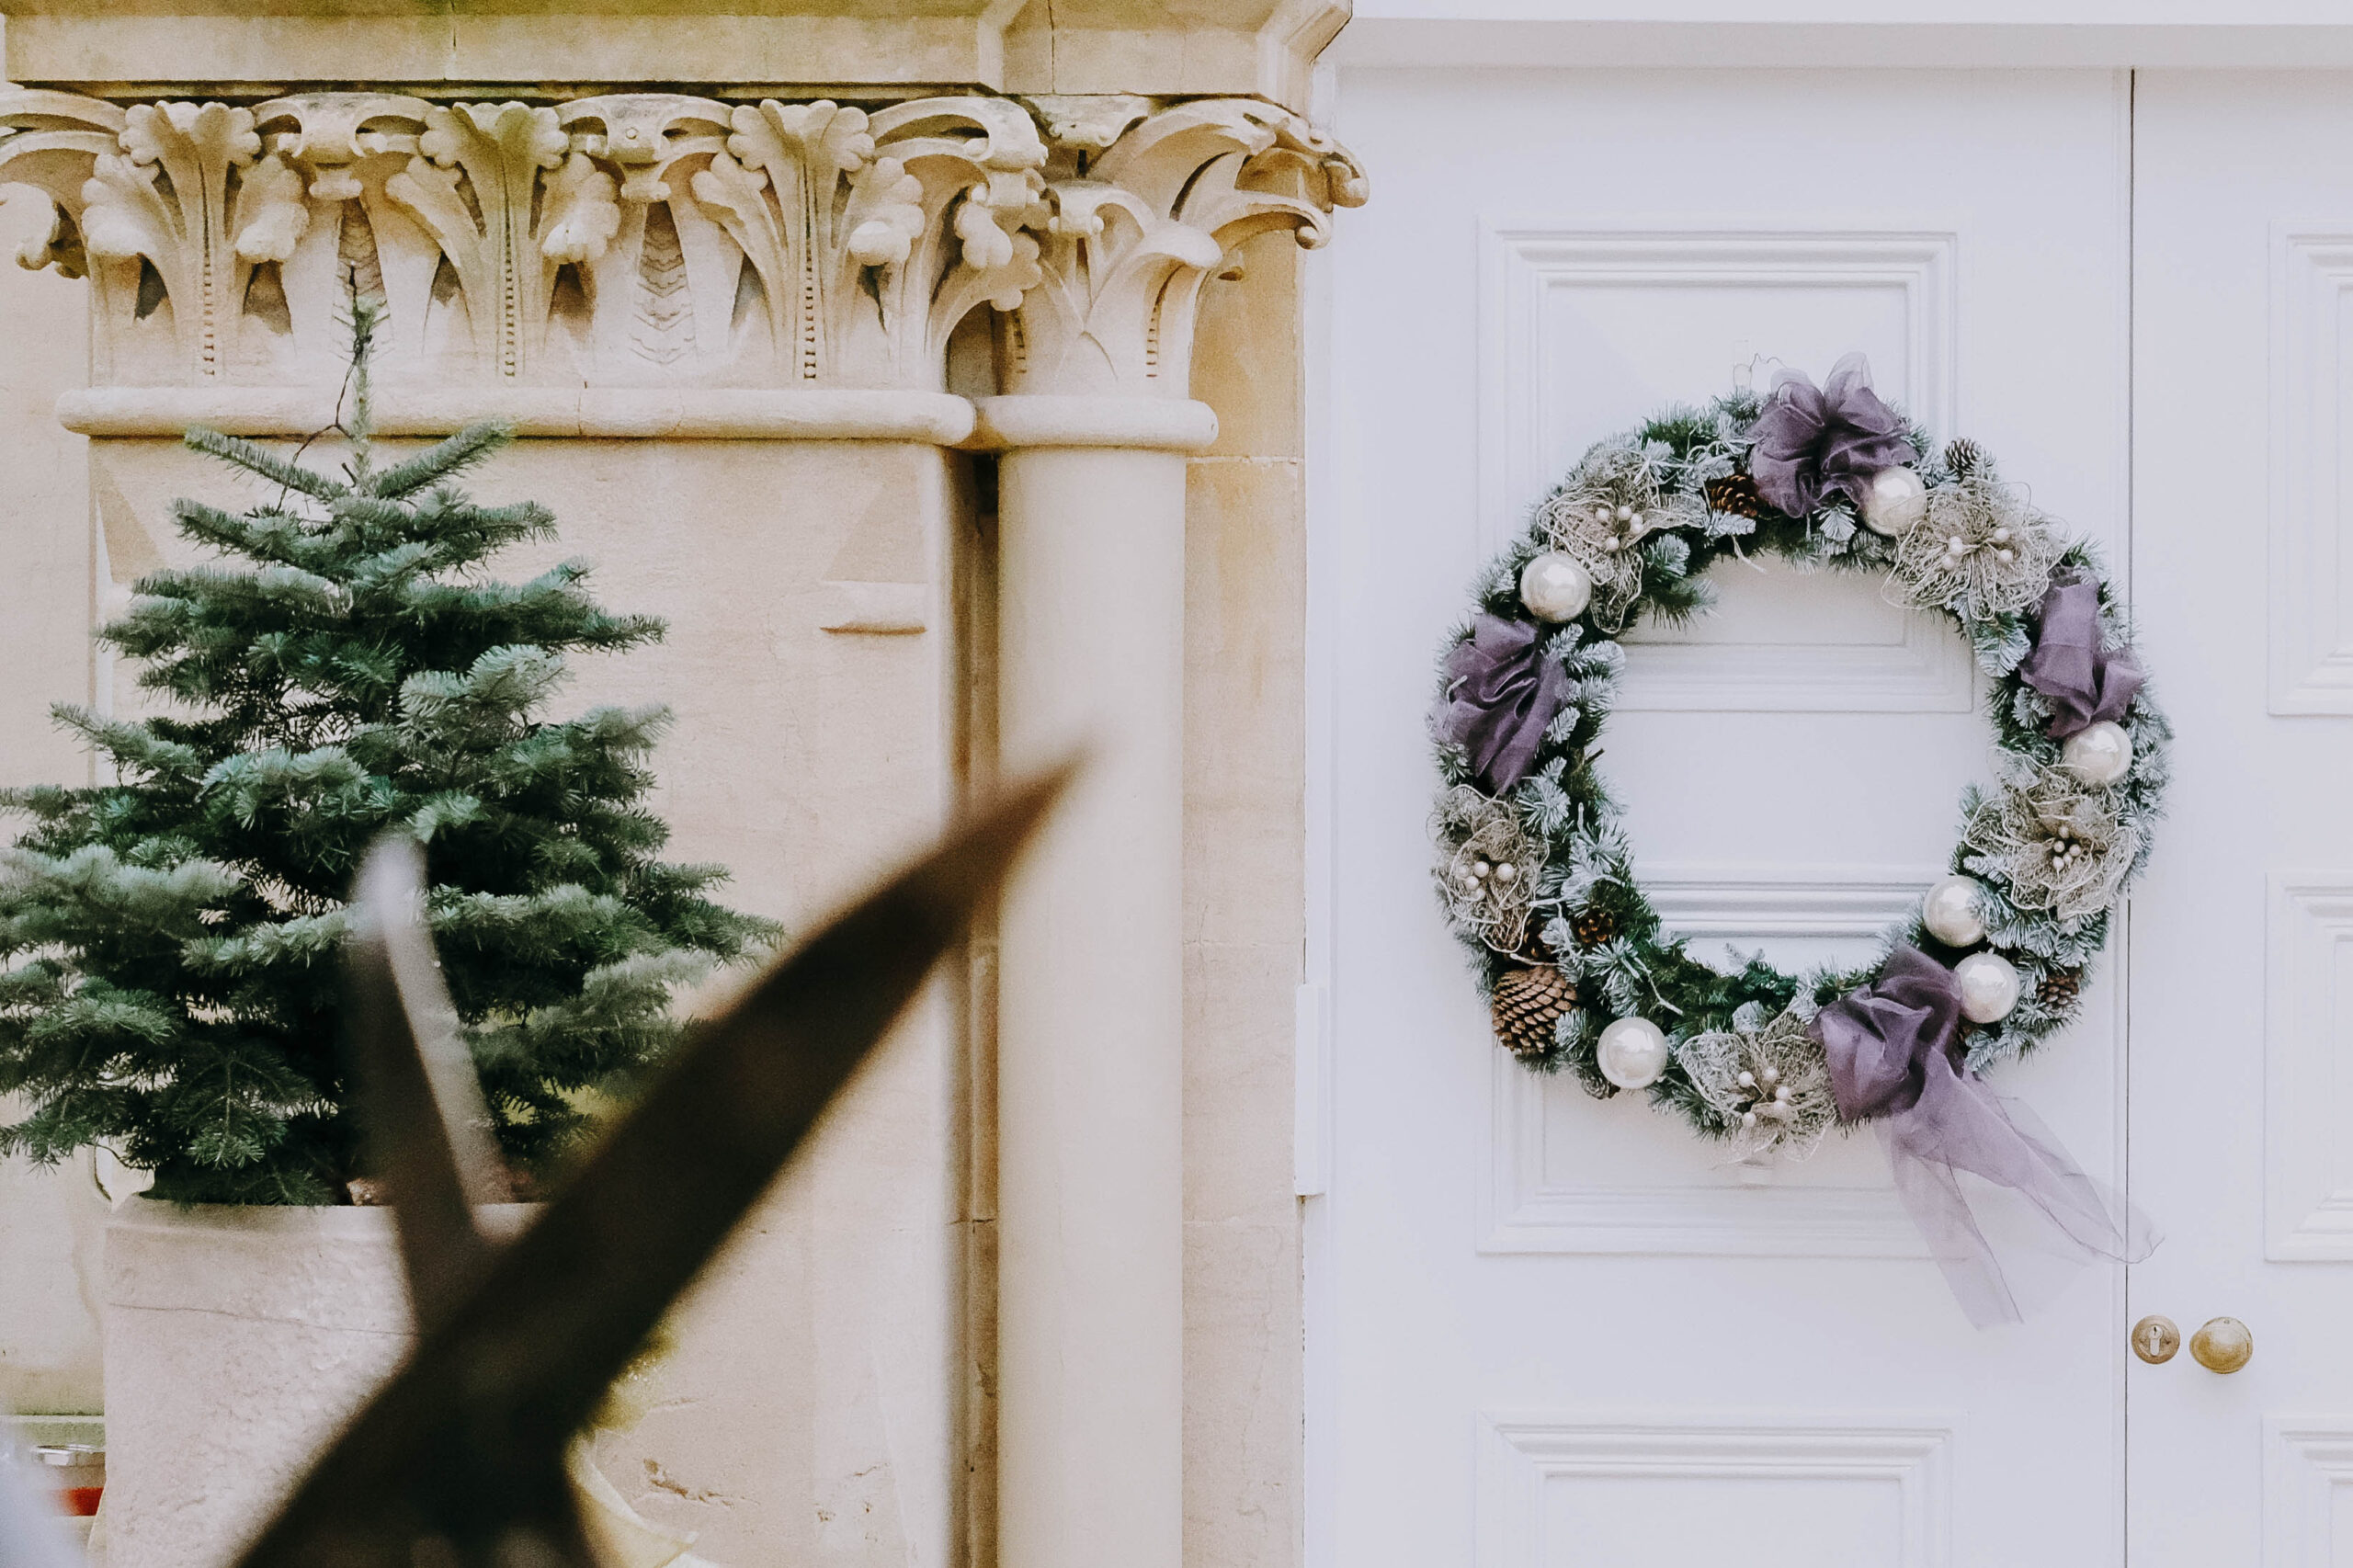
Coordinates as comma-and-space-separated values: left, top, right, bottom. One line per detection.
2191, 1316, 2254, 1374
2132, 1314, 2180, 1364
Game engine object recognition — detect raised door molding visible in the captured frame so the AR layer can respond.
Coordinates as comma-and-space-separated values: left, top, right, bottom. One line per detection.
2269, 230, 2353, 713
1645, 861, 1941, 945
1482, 863, 1936, 1258
2266, 873, 2353, 1259
1478, 224, 1962, 711
1477, 223, 1958, 548
1478, 1411, 1954, 1568
1615, 555, 1975, 713
2266, 1416, 2353, 1568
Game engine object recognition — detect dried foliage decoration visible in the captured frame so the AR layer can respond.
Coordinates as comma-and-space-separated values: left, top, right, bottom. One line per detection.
1433, 785, 1542, 955
1964, 768, 2140, 922
1892, 459, 2063, 620
1535, 441, 1705, 631
1676, 1006, 1838, 1160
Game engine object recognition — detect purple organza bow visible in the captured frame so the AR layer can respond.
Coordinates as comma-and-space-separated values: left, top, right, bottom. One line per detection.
2019, 578, 2143, 739
1746, 352, 1918, 517
1435, 614, 1569, 794
1812, 946, 2154, 1327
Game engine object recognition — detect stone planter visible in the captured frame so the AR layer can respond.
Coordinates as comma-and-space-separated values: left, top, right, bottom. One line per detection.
100, 1199, 532, 1568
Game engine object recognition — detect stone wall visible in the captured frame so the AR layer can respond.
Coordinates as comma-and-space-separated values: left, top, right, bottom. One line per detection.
0, 180, 105, 1421
1184, 229, 1308, 1568
0, 48, 1351, 1568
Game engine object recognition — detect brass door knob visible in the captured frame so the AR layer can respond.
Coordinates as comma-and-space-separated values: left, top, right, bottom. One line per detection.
2190, 1317, 2254, 1374
2132, 1314, 2180, 1364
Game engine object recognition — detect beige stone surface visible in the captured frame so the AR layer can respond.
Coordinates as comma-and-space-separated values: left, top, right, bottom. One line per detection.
1183, 264, 1309, 1568
82, 434, 976, 1568
0, 183, 103, 1422
1195, 233, 1306, 462
0, 0, 1347, 111
101, 1203, 539, 1568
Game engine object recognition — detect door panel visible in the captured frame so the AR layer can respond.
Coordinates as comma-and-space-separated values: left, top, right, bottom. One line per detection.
1322, 67, 2132, 1566
2130, 71, 2353, 1568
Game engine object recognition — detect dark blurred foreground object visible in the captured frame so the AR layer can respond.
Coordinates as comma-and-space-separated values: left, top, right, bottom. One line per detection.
222, 763, 1072, 1568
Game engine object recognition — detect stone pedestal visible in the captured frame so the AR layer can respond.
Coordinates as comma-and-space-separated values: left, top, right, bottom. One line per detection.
102, 1202, 527, 1568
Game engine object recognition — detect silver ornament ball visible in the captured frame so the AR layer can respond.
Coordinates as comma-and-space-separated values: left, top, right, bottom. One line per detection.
1597, 1016, 1671, 1090
1921, 874, 1988, 948
2061, 720, 2133, 787
1860, 465, 1928, 536
1954, 951, 2021, 1025
1518, 551, 1594, 623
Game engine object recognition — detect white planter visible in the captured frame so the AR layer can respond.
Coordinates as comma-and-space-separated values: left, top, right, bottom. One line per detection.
100, 1199, 531, 1568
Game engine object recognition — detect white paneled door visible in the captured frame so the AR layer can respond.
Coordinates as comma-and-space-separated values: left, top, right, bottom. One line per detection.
1317, 65, 2353, 1563
2130, 72, 2353, 1568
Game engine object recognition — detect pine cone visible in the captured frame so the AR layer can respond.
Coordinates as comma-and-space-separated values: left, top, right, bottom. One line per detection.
1570, 905, 1620, 950
1491, 966, 1575, 1060
2036, 966, 2084, 1013
1704, 472, 1766, 520
1942, 437, 1986, 477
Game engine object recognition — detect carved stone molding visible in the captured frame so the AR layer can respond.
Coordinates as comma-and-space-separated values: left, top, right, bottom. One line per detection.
0, 0, 1351, 119
1006, 97, 1367, 399
0, 89, 1362, 415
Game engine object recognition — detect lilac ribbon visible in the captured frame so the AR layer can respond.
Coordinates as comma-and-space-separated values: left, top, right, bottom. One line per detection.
2019, 577, 2143, 738
1812, 946, 2154, 1327
1747, 352, 1918, 517
1435, 614, 1570, 794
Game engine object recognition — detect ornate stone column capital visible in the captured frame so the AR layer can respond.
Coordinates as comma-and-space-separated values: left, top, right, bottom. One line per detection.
0, 88, 1361, 421
1000, 96, 1366, 402
0, 88, 1052, 406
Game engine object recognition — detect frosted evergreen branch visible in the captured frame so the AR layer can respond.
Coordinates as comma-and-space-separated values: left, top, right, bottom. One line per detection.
184, 427, 349, 502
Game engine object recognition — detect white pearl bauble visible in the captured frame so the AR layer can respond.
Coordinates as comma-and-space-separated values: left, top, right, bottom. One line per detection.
1597, 1017, 1671, 1090
1861, 465, 1928, 536
2061, 720, 2133, 787
1954, 951, 2021, 1024
1921, 874, 1988, 948
1518, 551, 1594, 623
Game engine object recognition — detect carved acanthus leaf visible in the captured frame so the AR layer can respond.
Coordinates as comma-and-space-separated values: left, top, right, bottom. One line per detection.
1006, 97, 1365, 397
77, 102, 274, 375
386, 102, 594, 377
233, 153, 311, 264
0, 86, 1359, 395
540, 153, 621, 266
866, 98, 1049, 370
0, 91, 123, 278
844, 156, 925, 268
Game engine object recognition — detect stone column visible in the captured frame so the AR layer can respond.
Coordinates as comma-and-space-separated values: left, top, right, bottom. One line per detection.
983, 99, 1363, 1568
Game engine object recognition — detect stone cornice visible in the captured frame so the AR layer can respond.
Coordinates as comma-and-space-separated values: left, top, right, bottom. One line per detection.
0, 0, 1350, 117
0, 88, 1364, 411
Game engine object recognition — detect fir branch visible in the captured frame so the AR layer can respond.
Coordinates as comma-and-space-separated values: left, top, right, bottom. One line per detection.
365, 422, 515, 499
184, 427, 350, 503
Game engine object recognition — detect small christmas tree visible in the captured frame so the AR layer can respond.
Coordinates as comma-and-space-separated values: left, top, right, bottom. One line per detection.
0, 298, 773, 1204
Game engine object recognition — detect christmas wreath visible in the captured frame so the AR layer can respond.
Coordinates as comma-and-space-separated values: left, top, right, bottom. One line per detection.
1429, 356, 2165, 1323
